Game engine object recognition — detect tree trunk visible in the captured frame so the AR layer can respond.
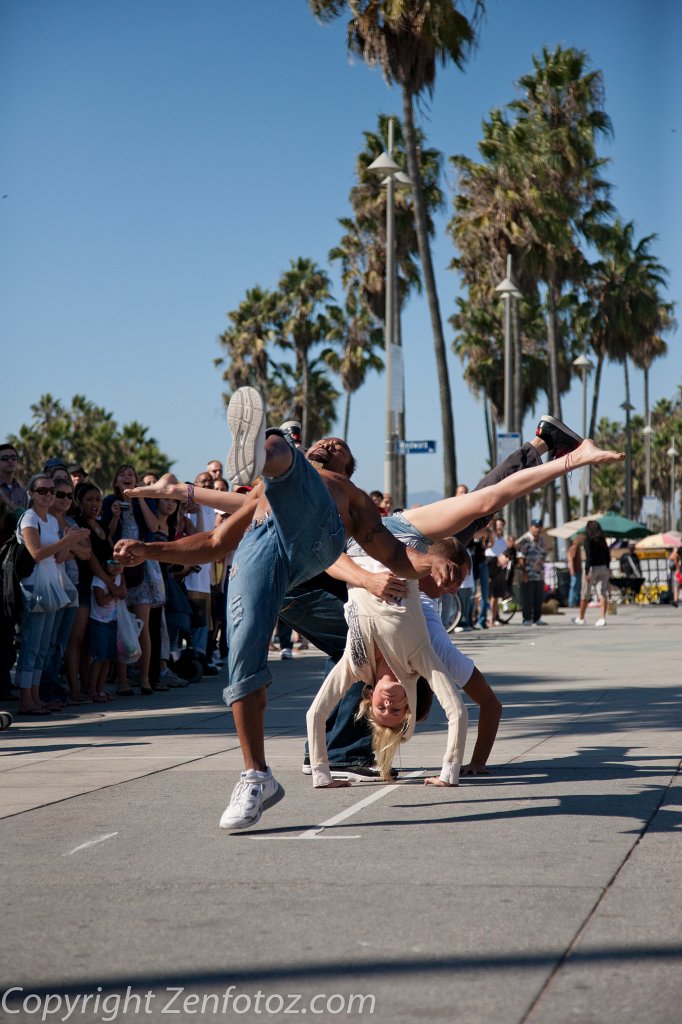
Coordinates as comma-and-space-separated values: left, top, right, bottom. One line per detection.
343, 390, 351, 443
623, 357, 632, 518
402, 87, 457, 495
512, 294, 524, 538
301, 353, 310, 446
396, 312, 406, 507
484, 397, 494, 469
545, 274, 570, 522
588, 352, 605, 440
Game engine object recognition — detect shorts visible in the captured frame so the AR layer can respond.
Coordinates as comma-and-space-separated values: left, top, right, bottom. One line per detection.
582, 565, 610, 601
89, 619, 117, 662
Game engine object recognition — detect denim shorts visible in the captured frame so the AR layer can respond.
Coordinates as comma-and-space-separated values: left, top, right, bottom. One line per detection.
89, 619, 117, 662
383, 512, 431, 553
223, 448, 345, 706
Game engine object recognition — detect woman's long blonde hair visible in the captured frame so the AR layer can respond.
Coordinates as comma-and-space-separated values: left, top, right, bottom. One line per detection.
355, 684, 412, 780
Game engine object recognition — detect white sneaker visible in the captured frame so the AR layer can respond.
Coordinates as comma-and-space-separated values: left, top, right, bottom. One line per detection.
534, 619, 547, 626
159, 667, 188, 688
219, 769, 284, 831
280, 648, 293, 660
522, 619, 533, 626
594, 618, 607, 628
226, 387, 267, 486
572, 617, 585, 625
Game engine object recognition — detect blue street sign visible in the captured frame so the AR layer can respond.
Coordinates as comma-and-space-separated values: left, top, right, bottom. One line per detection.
397, 440, 437, 455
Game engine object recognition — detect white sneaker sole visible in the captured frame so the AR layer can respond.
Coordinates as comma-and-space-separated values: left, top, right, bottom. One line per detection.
220, 780, 285, 831
226, 387, 266, 486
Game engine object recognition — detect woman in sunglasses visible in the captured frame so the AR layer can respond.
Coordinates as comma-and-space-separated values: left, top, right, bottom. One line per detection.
15, 474, 89, 715
41, 475, 93, 706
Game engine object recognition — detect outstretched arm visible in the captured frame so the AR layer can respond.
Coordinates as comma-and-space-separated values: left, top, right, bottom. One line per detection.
114, 493, 258, 567
125, 472, 253, 514
405, 441, 624, 542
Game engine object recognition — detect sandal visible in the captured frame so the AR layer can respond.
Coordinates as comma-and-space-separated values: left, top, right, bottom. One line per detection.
117, 689, 136, 697
153, 683, 170, 692
17, 707, 51, 716
139, 687, 154, 696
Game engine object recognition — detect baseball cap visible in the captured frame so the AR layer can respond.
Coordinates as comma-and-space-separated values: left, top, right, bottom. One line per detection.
44, 457, 69, 472
530, 518, 543, 527
68, 463, 87, 475
234, 484, 253, 494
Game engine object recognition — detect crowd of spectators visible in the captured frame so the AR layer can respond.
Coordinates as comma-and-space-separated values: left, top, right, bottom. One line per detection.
0, 443, 239, 715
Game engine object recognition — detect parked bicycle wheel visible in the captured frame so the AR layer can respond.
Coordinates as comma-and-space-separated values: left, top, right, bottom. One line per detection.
496, 592, 519, 624
441, 592, 463, 634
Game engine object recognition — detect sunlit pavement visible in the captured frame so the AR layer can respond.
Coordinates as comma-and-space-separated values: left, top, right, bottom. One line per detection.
2, 603, 681, 1024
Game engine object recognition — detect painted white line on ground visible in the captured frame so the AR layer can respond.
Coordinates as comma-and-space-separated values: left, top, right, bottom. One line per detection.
299, 769, 425, 838
65, 832, 119, 856
252, 835, 361, 841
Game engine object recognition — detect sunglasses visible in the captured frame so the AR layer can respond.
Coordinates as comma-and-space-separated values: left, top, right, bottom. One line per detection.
31, 486, 55, 496
0, 454, 18, 461
55, 489, 73, 499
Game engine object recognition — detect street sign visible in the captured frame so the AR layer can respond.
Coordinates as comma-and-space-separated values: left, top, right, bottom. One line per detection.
641, 495, 657, 518
397, 440, 436, 455
496, 431, 522, 463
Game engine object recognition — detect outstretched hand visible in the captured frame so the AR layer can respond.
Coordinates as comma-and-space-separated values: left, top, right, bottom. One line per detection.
124, 472, 179, 500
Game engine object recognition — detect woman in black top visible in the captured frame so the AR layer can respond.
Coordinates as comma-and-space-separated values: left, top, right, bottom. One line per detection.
574, 520, 611, 627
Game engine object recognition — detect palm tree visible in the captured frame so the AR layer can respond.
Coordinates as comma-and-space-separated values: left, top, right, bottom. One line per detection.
275, 258, 336, 445
322, 288, 384, 441
311, 0, 486, 494
216, 286, 278, 396
582, 221, 675, 438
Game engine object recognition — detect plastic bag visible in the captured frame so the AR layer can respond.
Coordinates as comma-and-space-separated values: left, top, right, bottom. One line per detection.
59, 566, 79, 609
116, 602, 143, 664
21, 558, 70, 614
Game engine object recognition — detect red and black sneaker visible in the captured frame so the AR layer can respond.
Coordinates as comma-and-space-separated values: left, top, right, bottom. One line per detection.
536, 415, 583, 459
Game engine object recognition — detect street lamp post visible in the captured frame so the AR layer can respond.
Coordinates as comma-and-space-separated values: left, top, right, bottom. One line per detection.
494, 255, 521, 433
642, 423, 654, 528
495, 256, 522, 538
620, 400, 635, 519
368, 120, 412, 505
573, 353, 593, 515
667, 441, 679, 530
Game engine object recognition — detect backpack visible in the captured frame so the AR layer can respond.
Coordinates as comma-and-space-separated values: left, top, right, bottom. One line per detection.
0, 519, 36, 624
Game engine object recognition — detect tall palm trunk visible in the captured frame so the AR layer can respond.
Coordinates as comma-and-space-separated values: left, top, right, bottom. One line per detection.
512, 295, 524, 537
402, 87, 457, 495
301, 354, 310, 445
343, 390, 351, 443
546, 273, 570, 521
588, 351, 605, 440
623, 356, 633, 518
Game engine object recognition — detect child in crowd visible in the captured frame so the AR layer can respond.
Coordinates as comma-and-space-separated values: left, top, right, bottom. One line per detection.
88, 558, 127, 703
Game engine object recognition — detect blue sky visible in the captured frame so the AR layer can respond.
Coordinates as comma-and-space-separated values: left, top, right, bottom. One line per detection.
2, 0, 680, 507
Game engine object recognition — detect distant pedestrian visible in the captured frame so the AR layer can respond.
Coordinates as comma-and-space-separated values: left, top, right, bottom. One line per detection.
567, 535, 583, 607
573, 520, 611, 627
517, 518, 548, 625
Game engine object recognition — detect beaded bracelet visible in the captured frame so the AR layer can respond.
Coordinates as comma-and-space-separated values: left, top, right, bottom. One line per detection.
183, 482, 195, 511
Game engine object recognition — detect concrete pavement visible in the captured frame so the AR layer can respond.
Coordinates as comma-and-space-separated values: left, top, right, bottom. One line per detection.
1, 604, 681, 1024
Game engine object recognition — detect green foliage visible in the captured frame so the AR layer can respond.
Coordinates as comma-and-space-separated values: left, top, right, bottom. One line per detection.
6, 395, 173, 492
592, 389, 682, 517
217, 258, 342, 446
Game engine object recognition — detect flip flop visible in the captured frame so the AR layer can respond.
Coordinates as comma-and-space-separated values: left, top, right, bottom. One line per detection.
17, 707, 51, 716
